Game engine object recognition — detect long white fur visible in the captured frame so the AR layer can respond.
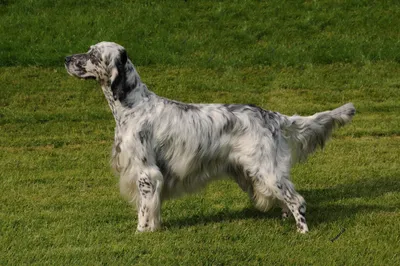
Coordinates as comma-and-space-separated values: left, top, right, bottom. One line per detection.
65, 42, 356, 233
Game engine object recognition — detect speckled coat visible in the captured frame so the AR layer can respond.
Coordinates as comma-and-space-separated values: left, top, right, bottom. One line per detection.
65, 42, 355, 233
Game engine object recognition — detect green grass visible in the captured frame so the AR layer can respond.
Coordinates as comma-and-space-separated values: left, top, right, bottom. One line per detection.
2, 0, 400, 67
1, 0, 400, 265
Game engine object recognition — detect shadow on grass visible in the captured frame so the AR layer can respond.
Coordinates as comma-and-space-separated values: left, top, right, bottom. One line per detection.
164, 176, 399, 229
163, 207, 279, 230
302, 176, 399, 226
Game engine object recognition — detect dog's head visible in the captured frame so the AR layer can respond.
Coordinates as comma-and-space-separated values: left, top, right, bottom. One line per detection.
65, 42, 130, 101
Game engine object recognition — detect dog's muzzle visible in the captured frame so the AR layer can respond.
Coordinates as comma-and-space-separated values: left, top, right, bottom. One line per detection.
65, 56, 72, 66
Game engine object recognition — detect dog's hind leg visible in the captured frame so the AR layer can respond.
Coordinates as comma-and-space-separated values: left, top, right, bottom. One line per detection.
274, 136, 309, 233
249, 144, 309, 233
276, 179, 308, 233
250, 169, 308, 233
228, 162, 276, 212
135, 166, 164, 232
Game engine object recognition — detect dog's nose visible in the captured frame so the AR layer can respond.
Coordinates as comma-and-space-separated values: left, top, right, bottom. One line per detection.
65, 56, 72, 65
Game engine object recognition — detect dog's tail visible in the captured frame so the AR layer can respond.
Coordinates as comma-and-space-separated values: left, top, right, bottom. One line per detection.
281, 103, 355, 163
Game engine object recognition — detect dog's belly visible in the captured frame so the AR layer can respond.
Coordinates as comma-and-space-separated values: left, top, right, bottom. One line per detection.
160, 169, 227, 200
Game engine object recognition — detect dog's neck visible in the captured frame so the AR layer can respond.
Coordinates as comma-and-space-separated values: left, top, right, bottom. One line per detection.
101, 62, 153, 126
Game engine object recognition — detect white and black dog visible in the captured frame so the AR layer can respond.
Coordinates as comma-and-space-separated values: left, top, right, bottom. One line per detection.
65, 42, 355, 233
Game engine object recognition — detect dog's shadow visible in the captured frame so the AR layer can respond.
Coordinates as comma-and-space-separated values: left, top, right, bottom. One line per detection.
164, 176, 399, 229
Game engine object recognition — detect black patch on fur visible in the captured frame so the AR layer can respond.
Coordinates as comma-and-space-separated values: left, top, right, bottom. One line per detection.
222, 118, 235, 134
141, 189, 151, 195
156, 157, 169, 176
139, 131, 147, 144
260, 110, 280, 137
116, 142, 121, 153
299, 206, 306, 215
218, 112, 236, 135
224, 104, 280, 134
138, 122, 152, 144
111, 49, 129, 101
297, 223, 304, 230
155, 138, 180, 182
268, 111, 278, 120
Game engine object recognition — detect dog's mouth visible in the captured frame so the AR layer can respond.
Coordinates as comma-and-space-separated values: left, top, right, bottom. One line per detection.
82, 75, 96, 80
65, 64, 96, 80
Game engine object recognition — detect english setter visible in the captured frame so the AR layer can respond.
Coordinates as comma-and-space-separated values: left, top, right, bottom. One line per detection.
65, 42, 355, 233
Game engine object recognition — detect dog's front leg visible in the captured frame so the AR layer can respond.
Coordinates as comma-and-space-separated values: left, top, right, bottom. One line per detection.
136, 167, 163, 232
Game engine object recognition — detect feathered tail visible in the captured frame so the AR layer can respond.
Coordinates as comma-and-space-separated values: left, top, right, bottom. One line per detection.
282, 103, 356, 163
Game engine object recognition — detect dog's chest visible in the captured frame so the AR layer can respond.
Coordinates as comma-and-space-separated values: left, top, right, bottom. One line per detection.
110, 134, 134, 174
110, 125, 143, 174
111, 139, 123, 173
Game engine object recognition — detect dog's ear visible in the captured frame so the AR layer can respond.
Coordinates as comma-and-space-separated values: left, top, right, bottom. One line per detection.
111, 49, 128, 101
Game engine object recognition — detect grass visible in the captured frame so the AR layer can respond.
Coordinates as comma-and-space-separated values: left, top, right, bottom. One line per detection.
2, 0, 400, 67
1, 0, 400, 265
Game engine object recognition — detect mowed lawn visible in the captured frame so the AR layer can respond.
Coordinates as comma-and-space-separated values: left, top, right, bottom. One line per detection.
1, 0, 400, 265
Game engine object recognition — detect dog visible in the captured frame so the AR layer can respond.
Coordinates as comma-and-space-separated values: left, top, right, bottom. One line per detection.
65, 42, 355, 233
